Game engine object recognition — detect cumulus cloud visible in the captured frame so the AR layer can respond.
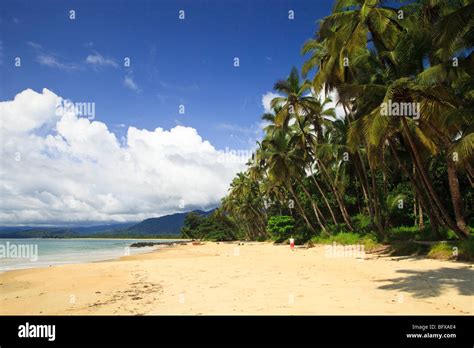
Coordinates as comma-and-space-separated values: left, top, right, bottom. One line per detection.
261, 92, 282, 113
0, 89, 245, 225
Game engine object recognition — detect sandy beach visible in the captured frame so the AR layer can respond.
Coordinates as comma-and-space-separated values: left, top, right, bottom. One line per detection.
0, 242, 472, 315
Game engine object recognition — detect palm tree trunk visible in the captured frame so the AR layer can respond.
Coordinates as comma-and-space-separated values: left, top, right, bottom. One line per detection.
418, 202, 424, 230
414, 197, 418, 227
446, 154, 470, 238
287, 183, 316, 233
298, 180, 329, 235
367, 158, 386, 238
343, 103, 375, 222
248, 205, 267, 237
388, 138, 441, 236
354, 150, 376, 220
400, 117, 464, 238
308, 166, 338, 225
315, 159, 354, 230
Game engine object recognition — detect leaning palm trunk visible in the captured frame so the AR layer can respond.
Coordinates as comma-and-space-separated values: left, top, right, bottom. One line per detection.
287, 182, 316, 233
298, 180, 329, 235
400, 118, 464, 238
248, 205, 267, 237
308, 166, 338, 225
315, 159, 354, 230
419, 118, 471, 237
367, 159, 386, 238
343, 103, 376, 227
388, 138, 441, 236
446, 155, 470, 238
353, 151, 373, 216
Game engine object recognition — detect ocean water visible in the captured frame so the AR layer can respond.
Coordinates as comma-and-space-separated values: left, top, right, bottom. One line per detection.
0, 238, 180, 272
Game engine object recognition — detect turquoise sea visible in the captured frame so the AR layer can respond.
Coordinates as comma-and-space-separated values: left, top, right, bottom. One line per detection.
0, 238, 180, 272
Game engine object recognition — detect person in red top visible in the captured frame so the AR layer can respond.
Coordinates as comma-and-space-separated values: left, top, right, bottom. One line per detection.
289, 237, 295, 250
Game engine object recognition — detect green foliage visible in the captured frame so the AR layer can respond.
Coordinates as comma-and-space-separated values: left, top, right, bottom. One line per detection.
352, 214, 373, 234
389, 242, 429, 257
181, 212, 204, 239
388, 226, 423, 241
221, 0, 473, 249
388, 226, 461, 242
392, 238, 474, 261
181, 212, 240, 241
326, 223, 348, 235
311, 232, 379, 251
427, 242, 456, 260
266, 215, 295, 242
458, 238, 474, 262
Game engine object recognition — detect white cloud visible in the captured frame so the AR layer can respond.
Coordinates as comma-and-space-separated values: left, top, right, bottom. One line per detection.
261, 92, 282, 113
28, 42, 77, 70
85, 52, 118, 68
124, 75, 141, 93
36, 54, 77, 70
0, 89, 246, 225
317, 88, 346, 119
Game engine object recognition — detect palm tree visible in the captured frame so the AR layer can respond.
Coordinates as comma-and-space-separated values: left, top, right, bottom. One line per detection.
260, 127, 318, 233
272, 67, 355, 230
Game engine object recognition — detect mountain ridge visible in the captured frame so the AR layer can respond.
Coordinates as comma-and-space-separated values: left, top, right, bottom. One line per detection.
0, 209, 215, 238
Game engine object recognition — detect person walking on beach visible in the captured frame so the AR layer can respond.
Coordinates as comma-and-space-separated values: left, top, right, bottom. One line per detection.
289, 237, 295, 251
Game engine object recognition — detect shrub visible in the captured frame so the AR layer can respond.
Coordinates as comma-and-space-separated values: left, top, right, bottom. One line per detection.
311, 232, 379, 251
326, 223, 348, 235
181, 211, 239, 241
428, 239, 474, 261
458, 238, 474, 261
266, 215, 295, 242
388, 226, 420, 241
352, 214, 373, 233
427, 242, 456, 260
389, 241, 428, 256
331, 232, 361, 245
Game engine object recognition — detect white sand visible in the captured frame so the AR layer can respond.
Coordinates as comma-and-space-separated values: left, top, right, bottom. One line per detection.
0, 242, 472, 315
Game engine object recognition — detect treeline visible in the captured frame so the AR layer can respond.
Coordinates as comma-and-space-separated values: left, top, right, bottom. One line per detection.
181, 211, 242, 241
218, 0, 474, 244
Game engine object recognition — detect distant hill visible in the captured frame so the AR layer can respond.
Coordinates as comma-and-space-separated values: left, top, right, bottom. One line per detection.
100, 210, 214, 237
72, 222, 136, 235
0, 210, 214, 238
0, 222, 136, 238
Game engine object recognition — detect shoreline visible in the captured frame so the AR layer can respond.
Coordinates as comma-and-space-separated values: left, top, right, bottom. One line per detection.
0, 239, 189, 274
0, 242, 472, 315
0, 237, 188, 240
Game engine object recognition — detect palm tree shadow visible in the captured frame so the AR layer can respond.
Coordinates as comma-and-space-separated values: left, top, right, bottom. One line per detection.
376, 267, 474, 298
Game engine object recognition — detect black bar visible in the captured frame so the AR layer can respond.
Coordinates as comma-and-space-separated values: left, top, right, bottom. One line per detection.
0, 315, 472, 346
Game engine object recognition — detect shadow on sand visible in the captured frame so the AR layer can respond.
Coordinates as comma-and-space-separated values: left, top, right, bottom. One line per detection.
376, 266, 474, 298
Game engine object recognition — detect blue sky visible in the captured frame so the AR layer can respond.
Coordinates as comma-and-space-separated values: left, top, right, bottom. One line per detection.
0, 0, 337, 225
1, 0, 333, 150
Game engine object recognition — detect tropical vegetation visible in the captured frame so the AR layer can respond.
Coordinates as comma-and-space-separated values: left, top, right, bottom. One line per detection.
217, 0, 473, 257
